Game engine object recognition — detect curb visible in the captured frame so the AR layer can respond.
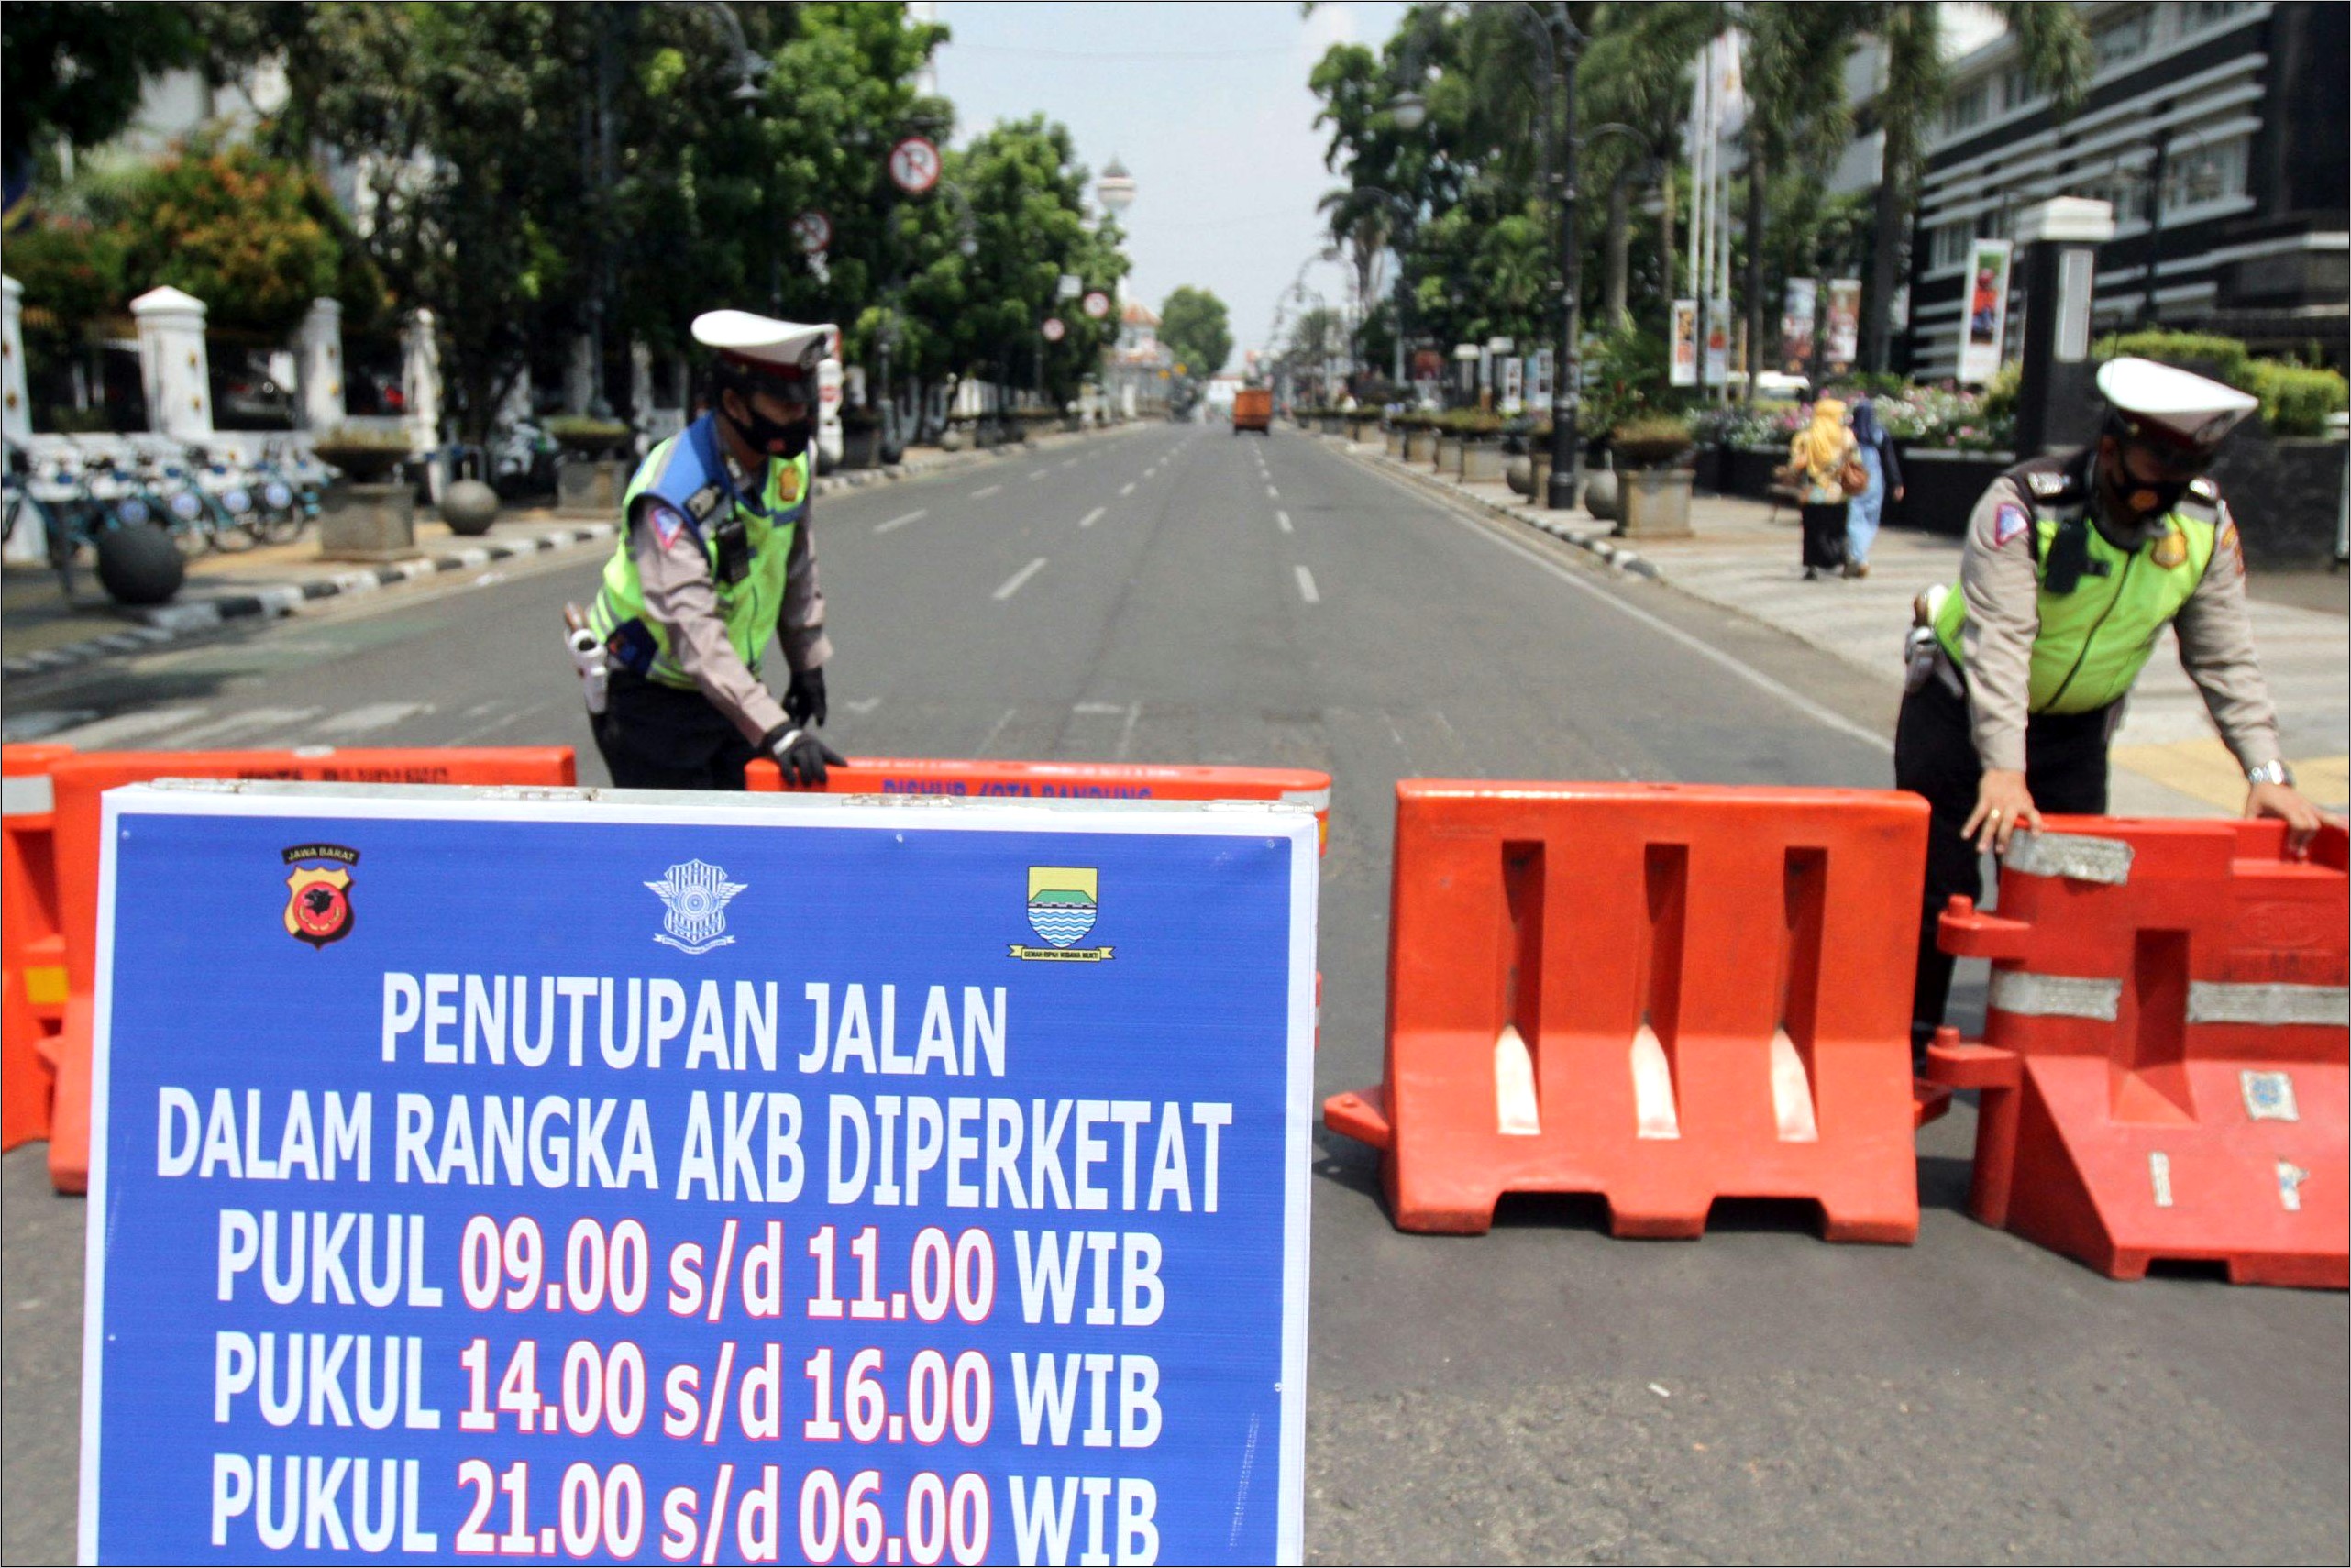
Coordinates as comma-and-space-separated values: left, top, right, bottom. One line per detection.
1, 425, 1137, 680
1316, 433, 1662, 581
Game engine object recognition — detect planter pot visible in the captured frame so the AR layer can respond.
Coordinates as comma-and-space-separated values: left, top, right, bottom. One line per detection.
1349, 419, 1376, 444
1385, 428, 1406, 458
1583, 468, 1622, 524
1617, 467, 1695, 538
1435, 436, 1463, 472
840, 426, 880, 471
1460, 442, 1507, 483
1403, 429, 1434, 462
318, 482, 420, 559
555, 457, 628, 518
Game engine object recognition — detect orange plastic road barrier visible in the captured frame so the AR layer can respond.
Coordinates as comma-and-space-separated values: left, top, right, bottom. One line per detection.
41, 745, 577, 1193
3, 744, 73, 1150
1323, 780, 1935, 1240
1928, 817, 2347, 1287
745, 755, 1333, 853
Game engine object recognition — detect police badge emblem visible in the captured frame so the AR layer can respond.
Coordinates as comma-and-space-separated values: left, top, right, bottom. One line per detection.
778, 465, 803, 505
281, 844, 359, 948
2151, 525, 2188, 569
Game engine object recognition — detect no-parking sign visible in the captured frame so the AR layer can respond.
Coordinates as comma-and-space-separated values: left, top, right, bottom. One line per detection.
80, 783, 1317, 1564
888, 138, 942, 197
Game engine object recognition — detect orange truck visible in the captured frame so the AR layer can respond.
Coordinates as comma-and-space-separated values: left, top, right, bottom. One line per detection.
1231, 386, 1272, 435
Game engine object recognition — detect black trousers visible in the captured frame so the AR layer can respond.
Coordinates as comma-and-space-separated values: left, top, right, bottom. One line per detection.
1893, 675, 2114, 1052
591, 669, 760, 790
1800, 502, 1849, 569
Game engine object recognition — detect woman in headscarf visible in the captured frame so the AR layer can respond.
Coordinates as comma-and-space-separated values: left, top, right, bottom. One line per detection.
1786, 397, 1856, 580
1843, 395, 1904, 579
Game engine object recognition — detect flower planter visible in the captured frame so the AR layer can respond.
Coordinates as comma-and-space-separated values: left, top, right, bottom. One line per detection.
1403, 429, 1434, 462
1435, 436, 1463, 472
1617, 468, 1694, 538
556, 457, 628, 517
839, 426, 881, 470
318, 482, 420, 560
1385, 428, 1406, 458
1460, 441, 1507, 483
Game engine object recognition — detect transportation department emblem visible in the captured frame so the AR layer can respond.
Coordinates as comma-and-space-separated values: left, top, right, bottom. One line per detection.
646, 859, 745, 955
1012, 866, 1112, 962
281, 844, 359, 949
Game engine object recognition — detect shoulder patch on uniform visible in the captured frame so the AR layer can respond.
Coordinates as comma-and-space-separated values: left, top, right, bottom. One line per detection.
1992, 502, 2030, 547
648, 503, 688, 551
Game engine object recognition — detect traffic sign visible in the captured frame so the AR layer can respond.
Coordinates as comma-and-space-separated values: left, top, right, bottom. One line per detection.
888, 135, 942, 196
1082, 291, 1111, 321
1057, 273, 1083, 301
1042, 317, 1065, 343
790, 209, 833, 255
80, 781, 1318, 1565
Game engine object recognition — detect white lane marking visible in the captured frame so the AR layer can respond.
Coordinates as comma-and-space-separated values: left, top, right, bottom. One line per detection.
317, 701, 435, 735
971, 483, 1003, 499
976, 706, 1019, 756
41, 703, 210, 748
164, 706, 323, 746
1078, 506, 1107, 529
1275, 510, 1293, 534
875, 508, 928, 535
842, 697, 883, 716
1120, 482, 1136, 497
1060, 458, 1078, 469
1073, 701, 1125, 715
1266, 485, 1279, 498
1116, 701, 1142, 761
1295, 565, 1320, 604
1434, 505, 1894, 753
992, 557, 1049, 602
1029, 469, 1049, 481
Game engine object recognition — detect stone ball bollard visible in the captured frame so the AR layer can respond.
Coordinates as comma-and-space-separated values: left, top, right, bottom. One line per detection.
1583, 468, 1621, 523
439, 479, 502, 536
96, 522, 187, 606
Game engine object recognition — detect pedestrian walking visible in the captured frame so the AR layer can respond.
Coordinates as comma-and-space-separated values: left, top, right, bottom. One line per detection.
1843, 395, 1904, 578
1786, 397, 1858, 580
575, 309, 844, 791
1895, 356, 2344, 1055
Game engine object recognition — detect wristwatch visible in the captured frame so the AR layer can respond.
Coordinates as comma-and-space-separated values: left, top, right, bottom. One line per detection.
2245, 759, 2295, 788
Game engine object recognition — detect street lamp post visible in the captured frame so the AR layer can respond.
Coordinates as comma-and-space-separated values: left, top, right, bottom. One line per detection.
1094, 159, 1136, 418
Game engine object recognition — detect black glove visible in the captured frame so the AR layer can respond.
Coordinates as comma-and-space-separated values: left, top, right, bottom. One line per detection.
785, 667, 828, 728
763, 723, 845, 788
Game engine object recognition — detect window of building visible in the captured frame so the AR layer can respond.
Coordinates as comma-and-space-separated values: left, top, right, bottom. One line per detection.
1944, 82, 1991, 136
2163, 137, 2250, 213
2092, 8, 2155, 70
1929, 222, 1969, 270
2000, 65, 2036, 111
2184, 1, 2244, 31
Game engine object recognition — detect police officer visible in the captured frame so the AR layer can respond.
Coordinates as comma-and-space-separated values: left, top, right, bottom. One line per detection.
1896, 356, 2343, 1054
583, 310, 845, 790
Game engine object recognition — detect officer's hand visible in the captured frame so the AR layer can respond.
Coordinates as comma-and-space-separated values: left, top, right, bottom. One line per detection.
786, 667, 827, 728
2245, 780, 2345, 856
767, 725, 846, 788
1963, 768, 2040, 856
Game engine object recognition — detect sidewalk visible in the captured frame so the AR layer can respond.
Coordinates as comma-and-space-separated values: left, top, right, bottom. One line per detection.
1333, 436, 2349, 815
1, 425, 1134, 679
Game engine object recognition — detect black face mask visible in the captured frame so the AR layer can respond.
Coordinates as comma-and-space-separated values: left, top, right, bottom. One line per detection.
723, 395, 813, 460
2100, 458, 2189, 523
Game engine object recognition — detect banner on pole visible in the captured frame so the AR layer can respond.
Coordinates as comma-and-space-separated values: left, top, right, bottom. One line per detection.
1779, 278, 1819, 376
1670, 301, 1698, 388
1824, 280, 1862, 370
1705, 297, 1732, 388
1959, 239, 2014, 386
80, 783, 1319, 1566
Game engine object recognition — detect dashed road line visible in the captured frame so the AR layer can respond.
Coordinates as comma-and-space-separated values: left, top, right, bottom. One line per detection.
1059, 458, 1078, 469
1275, 510, 1293, 534
164, 706, 323, 746
1294, 565, 1320, 604
1120, 482, 1136, 497
317, 701, 435, 735
1266, 485, 1279, 499
993, 557, 1049, 602
1078, 506, 1107, 529
875, 508, 928, 534
971, 483, 1003, 499
1029, 469, 1049, 481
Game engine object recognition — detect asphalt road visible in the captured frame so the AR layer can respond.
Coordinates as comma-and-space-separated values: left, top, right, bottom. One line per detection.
5, 423, 2345, 1564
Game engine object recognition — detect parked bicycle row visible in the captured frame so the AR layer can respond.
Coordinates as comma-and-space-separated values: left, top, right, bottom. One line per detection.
3, 435, 334, 577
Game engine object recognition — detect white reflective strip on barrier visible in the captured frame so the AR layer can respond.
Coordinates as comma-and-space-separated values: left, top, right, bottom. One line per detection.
2189, 981, 2350, 1029
2, 775, 56, 816
1281, 787, 1331, 812
2003, 829, 2134, 885
1989, 969, 2122, 1021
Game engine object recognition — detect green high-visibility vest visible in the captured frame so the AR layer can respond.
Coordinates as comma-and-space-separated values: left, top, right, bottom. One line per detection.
587, 423, 809, 690
1936, 495, 2217, 716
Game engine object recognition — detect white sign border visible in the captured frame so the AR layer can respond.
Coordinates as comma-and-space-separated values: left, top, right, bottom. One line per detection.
81, 783, 1319, 1566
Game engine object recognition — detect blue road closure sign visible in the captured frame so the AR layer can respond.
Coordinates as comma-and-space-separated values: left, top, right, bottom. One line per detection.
81, 782, 1318, 1565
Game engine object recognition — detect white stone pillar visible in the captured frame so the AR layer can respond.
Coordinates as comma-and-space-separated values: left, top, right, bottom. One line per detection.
498, 365, 534, 430
566, 334, 595, 414
298, 297, 346, 430
131, 284, 214, 439
401, 307, 441, 455
2, 274, 29, 440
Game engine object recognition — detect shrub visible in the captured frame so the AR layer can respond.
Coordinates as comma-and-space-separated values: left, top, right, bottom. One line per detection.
1611, 414, 1694, 468
2250, 361, 2348, 437
2093, 329, 2252, 390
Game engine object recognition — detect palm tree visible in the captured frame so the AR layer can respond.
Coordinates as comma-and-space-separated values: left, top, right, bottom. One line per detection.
1738, 4, 1858, 401
1856, 4, 2091, 370
1579, 2, 1723, 328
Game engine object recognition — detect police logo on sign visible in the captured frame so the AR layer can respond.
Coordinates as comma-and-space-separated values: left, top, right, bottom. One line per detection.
280, 844, 359, 948
646, 859, 746, 955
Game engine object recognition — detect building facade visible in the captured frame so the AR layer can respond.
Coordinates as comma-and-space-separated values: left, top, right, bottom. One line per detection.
1904, 0, 2346, 380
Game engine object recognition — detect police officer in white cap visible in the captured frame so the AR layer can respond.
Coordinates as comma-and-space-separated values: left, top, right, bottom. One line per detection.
579, 310, 846, 790
1896, 355, 2343, 1054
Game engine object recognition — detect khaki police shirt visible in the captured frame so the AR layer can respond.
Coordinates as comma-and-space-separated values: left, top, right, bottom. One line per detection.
631, 476, 832, 745
1956, 475, 2281, 775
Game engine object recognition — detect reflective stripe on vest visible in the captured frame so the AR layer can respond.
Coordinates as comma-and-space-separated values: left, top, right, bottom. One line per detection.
1934, 506, 2216, 715
586, 417, 809, 690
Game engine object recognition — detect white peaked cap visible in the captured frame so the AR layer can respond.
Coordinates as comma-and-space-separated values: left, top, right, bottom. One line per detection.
691, 311, 836, 381
2096, 355, 2258, 450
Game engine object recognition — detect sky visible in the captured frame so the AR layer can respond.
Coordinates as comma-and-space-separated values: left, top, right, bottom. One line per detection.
930, 1, 1409, 371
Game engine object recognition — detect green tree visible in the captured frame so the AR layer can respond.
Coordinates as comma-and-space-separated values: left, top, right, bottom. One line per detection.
1, 4, 203, 170
119, 143, 362, 336
1158, 286, 1231, 380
